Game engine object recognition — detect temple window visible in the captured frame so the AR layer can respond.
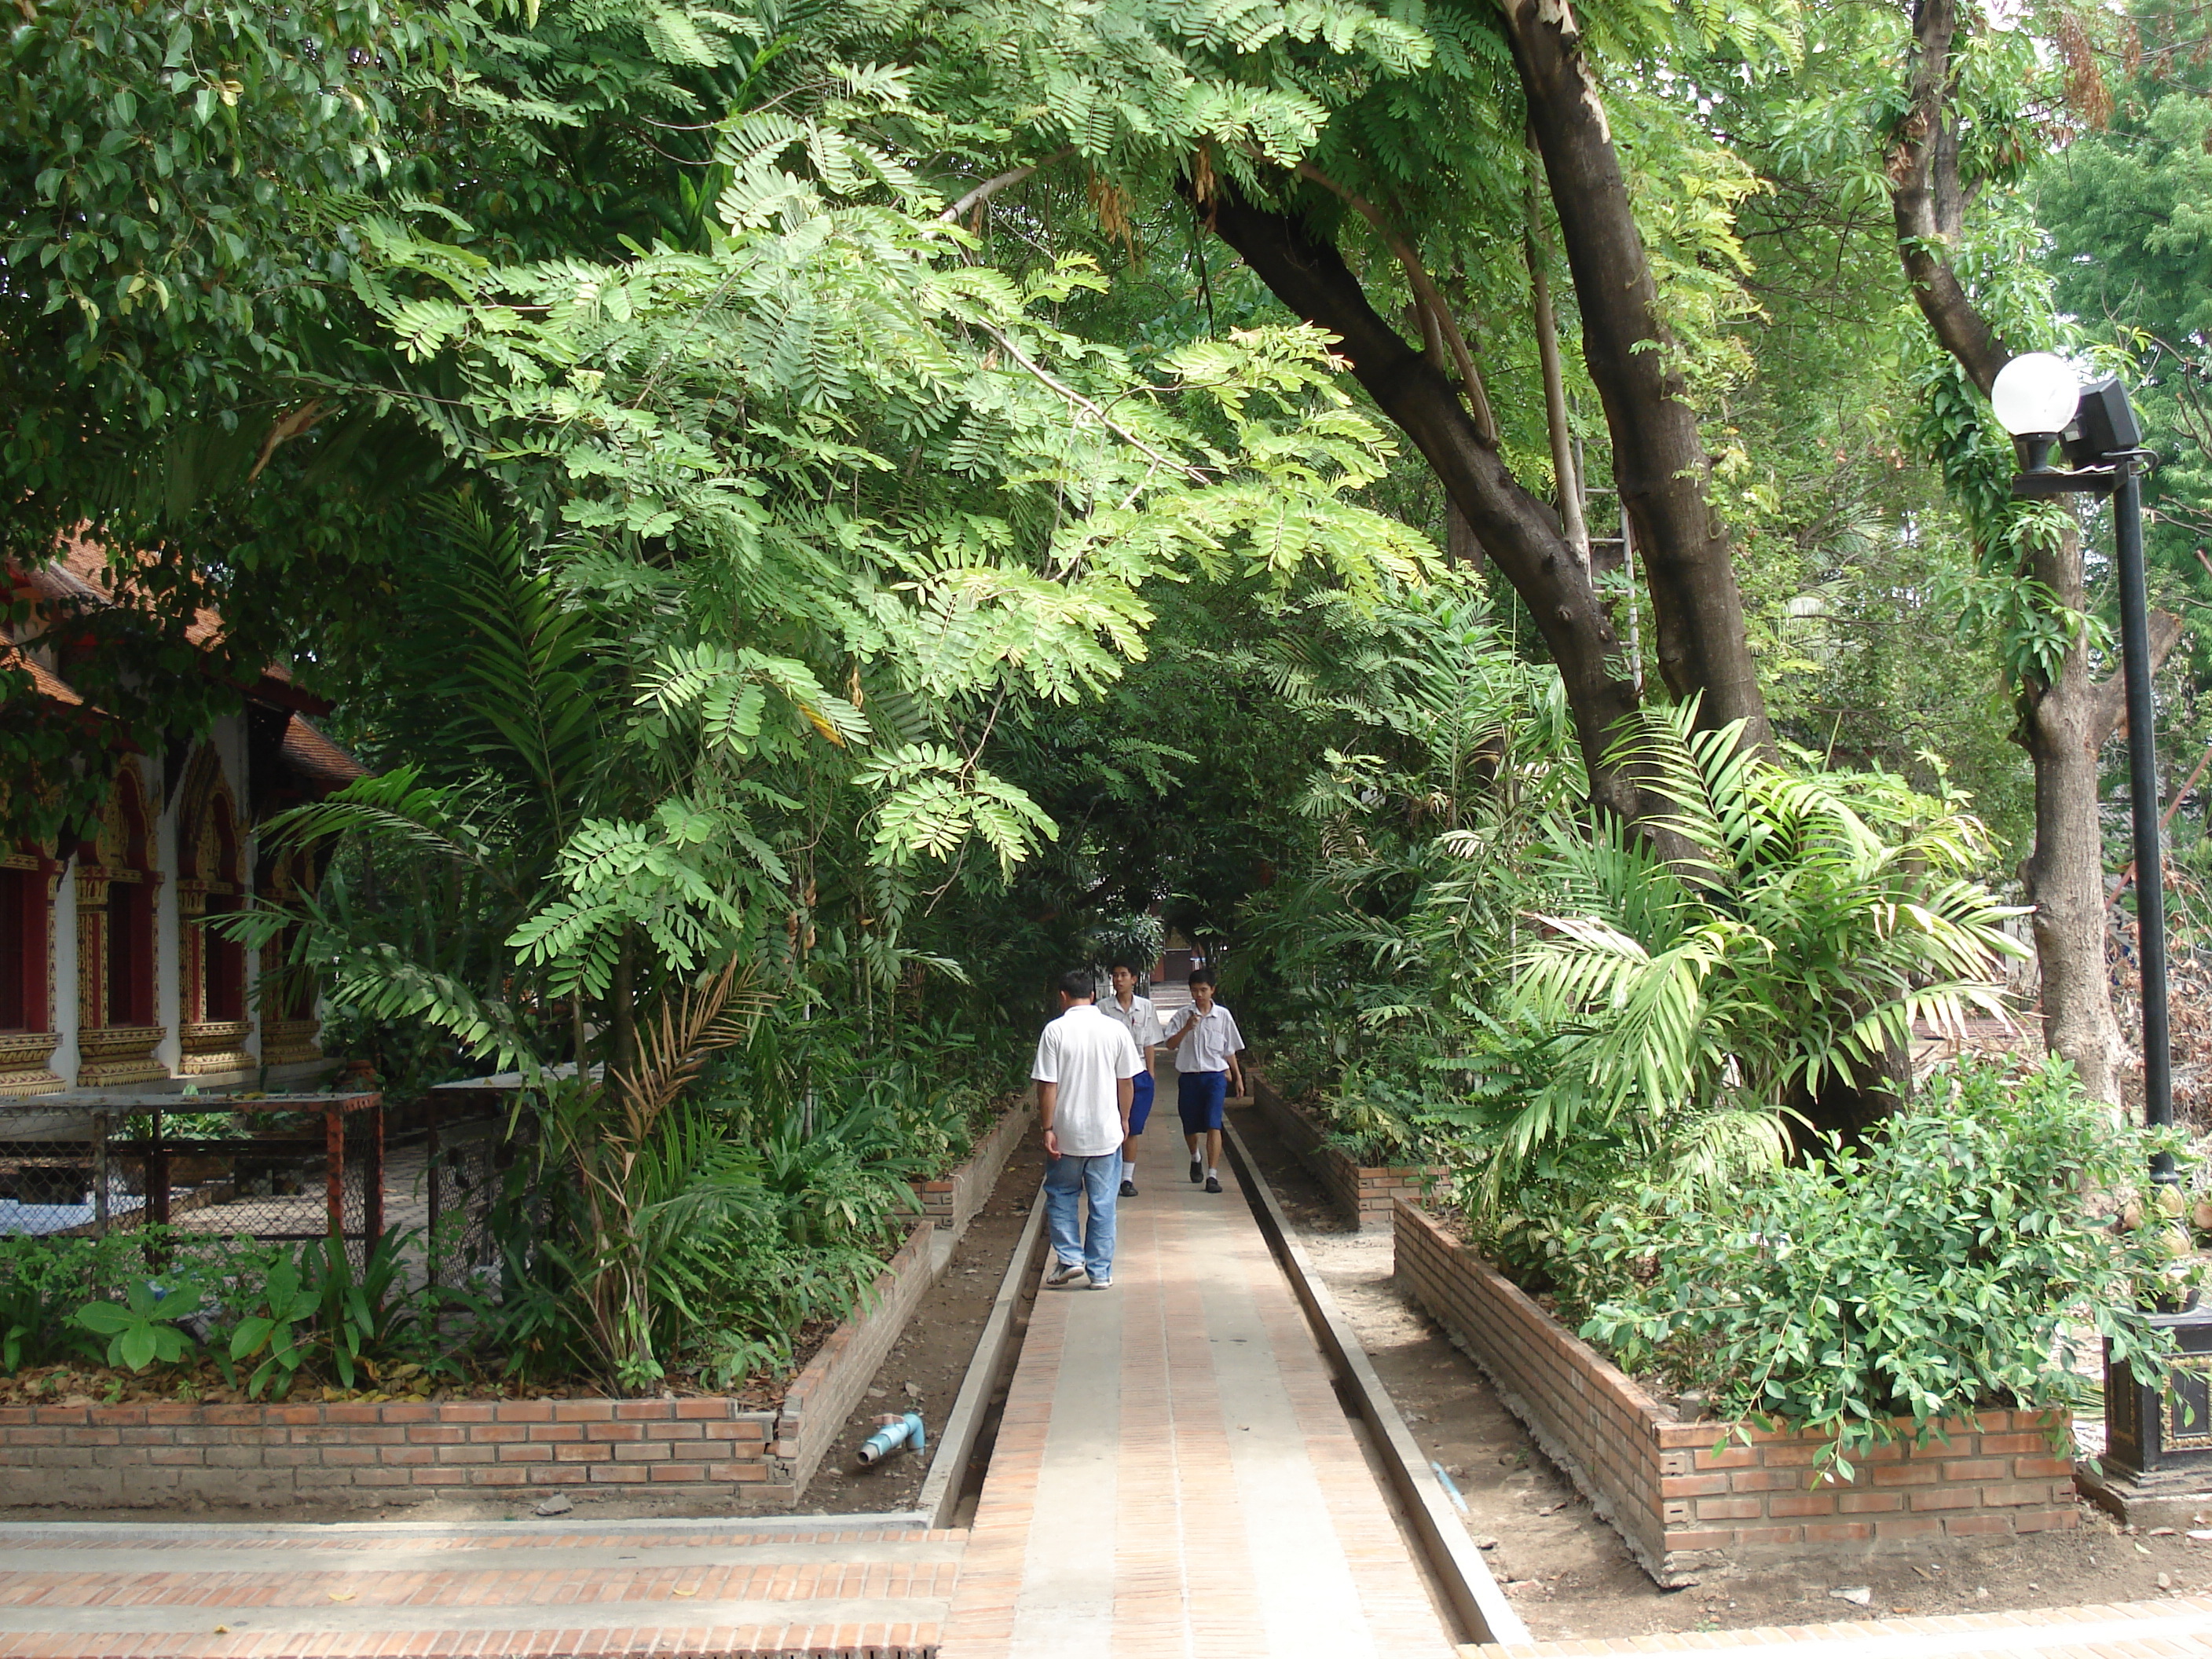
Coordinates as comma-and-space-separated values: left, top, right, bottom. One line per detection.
0, 849, 63, 1097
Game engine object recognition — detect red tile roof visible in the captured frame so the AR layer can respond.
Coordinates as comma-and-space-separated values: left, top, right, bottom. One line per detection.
280, 714, 370, 791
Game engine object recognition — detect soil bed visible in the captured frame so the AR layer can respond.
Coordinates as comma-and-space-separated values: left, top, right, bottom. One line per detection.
1228, 1098, 2183, 1643
802, 1119, 1044, 1518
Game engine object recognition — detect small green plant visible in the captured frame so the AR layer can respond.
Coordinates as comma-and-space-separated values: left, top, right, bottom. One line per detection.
225, 1252, 323, 1398
74, 1279, 203, 1372
0, 1236, 104, 1372
1569, 1057, 2191, 1474
223, 1229, 429, 1397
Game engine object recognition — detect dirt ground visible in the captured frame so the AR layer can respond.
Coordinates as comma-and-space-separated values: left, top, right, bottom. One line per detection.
803, 1121, 1042, 1517
1229, 1100, 2201, 1643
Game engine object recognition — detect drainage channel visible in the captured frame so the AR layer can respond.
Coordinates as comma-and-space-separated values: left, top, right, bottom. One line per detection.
1222, 1116, 1529, 1650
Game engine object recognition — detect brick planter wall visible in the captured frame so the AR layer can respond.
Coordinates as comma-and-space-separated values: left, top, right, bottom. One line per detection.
1248, 1079, 1439, 1233
0, 1095, 1039, 1513
1394, 1199, 2078, 1584
910, 1091, 1035, 1269
773, 1220, 937, 1494
0, 1396, 780, 1509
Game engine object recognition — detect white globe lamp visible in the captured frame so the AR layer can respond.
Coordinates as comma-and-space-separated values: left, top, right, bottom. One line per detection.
1990, 353, 2081, 471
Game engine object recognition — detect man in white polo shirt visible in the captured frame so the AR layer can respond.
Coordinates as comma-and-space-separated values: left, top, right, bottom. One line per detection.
1032, 969, 1141, 1289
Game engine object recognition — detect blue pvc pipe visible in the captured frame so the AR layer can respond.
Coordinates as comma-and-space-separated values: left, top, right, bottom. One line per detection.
858, 1411, 927, 1466
1430, 1460, 1470, 1516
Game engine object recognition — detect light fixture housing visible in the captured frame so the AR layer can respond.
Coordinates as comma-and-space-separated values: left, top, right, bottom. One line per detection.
1991, 352, 2081, 439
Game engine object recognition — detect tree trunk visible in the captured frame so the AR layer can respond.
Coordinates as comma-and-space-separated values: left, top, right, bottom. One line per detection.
1889, 0, 2127, 1104
2018, 524, 2128, 1104
1204, 183, 1646, 820
1446, 499, 1487, 572
1500, 0, 1771, 752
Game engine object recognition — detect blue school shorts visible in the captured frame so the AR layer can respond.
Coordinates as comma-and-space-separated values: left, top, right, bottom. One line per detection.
1127, 1068, 1155, 1135
1177, 1069, 1229, 1134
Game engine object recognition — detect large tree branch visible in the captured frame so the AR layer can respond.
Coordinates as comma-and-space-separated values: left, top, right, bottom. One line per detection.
1291, 160, 1498, 441
1199, 178, 1644, 820
938, 148, 1075, 224
1889, 0, 2009, 394
2088, 609, 2186, 746
1502, 0, 1771, 753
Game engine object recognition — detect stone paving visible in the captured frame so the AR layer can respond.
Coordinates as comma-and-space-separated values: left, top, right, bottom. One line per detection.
0, 1520, 959, 1656
940, 1117, 1458, 1658
1473, 1598, 2212, 1659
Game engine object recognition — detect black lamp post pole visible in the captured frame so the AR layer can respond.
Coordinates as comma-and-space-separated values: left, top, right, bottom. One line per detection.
2113, 455, 2177, 1181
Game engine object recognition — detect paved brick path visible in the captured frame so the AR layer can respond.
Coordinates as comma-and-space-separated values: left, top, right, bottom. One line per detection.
941, 1116, 1458, 1658
1474, 1597, 2212, 1659
0, 1520, 959, 1656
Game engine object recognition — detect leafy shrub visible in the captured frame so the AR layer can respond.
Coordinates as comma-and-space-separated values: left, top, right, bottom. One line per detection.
1503, 704, 2022, 1176
1569, 1057, 2189, 1470
75, 1277, 203, 1372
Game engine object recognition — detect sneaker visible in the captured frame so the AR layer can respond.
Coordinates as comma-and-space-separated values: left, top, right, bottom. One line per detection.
1204, 1175, 1222, 1193
1189, 1158, 1204, 1185
1119, 1178, 1137, 1197
1044, 1259, 1088, 1288
1090, 1276, 1113, 1290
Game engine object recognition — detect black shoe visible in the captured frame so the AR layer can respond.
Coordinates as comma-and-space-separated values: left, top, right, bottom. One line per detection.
1119, 1178, 1137, 1197
1189, 1158, 1203, 1185
1044, 1259, 1088, 1288
1204, 1174, 1222, 1193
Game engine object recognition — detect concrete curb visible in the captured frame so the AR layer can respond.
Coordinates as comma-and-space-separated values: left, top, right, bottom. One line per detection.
1223, 1118, 1529, 1647
916, 1177, 1049, 1529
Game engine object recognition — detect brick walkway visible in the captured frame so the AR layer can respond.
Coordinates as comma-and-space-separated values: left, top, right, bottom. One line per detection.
941, 1115, 1458, 1658
1473, 1597, 2212, 1659
0, 1519, 959, 1656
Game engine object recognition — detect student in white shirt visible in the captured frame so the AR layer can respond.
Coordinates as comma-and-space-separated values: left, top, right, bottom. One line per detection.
1101, 961, 1161, 1198
1032, 968, 1141, 1289
1161, 968, 1245, 1194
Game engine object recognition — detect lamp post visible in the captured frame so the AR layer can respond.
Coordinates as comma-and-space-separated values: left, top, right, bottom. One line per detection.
1990, 353, 2170, 1168
1994, 354, 2199, 1521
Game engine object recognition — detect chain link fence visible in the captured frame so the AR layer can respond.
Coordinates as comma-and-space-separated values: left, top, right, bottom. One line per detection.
0, 1093, 386, 1263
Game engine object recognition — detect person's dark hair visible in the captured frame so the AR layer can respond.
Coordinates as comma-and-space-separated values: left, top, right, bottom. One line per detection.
1057, 968, 1096, 1001
1187, 968, 1216, 988
1110, 959, 1140, 976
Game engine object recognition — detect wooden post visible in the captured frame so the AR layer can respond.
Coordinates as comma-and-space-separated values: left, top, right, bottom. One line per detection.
362, 1097, 384, 1247
148, 1105, 168, 1227
324, 1101, 345, 1243
91, 1110, 108, 1237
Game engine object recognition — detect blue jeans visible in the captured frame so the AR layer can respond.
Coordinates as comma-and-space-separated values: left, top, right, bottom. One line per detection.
1043, 1152, 1119, 1281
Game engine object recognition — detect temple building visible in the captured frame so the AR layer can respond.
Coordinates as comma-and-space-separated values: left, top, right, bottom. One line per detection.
1, 542, 366, 1097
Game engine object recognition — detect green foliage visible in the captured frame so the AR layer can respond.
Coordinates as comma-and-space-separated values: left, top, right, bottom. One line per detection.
1500, 702, 2023, 1175
1572, 1058, 2189, 1472
224, 1232, 425, 1399
74, 1277, 203, 1374
0, 1235, 107, 1373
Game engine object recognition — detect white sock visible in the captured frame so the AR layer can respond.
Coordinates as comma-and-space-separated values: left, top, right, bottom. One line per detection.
1207, 1167, 1218, 1179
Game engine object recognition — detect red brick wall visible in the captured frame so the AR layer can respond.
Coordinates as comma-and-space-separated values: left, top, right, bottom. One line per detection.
0, 1396, 778, 1510
1249, 1081, 1437, 1232
775, 1221, 937, 1492
910, 1094, 1033, 1236
1393, 1199, 2078, 1584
